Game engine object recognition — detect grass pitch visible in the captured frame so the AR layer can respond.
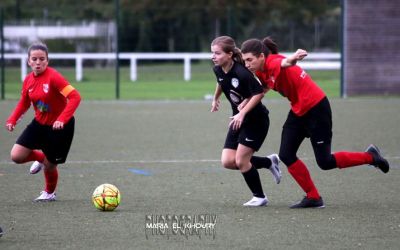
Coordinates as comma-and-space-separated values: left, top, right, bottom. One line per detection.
3, 63, 340, 100
0, 98, 399, 250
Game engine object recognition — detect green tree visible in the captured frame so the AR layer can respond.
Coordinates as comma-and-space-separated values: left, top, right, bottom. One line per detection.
1, 0, 340, 52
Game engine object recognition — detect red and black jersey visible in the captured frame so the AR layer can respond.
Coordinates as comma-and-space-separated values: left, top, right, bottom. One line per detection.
6, 67, 81, 126
255, 54, 326, 116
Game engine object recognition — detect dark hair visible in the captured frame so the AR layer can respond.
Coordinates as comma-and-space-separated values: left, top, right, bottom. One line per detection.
241, 36, 278, 57
211, 36, 244, 65
28, 42, 49, 59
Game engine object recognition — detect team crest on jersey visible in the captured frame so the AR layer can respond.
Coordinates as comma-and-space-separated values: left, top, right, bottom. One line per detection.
43, 83, 49, 93
231, 78, 239, 88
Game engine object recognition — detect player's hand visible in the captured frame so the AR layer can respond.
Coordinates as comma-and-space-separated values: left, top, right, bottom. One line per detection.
294, 49, 308, 61
52, 121, 64, 130
5, 123, 15, 132
211, 99, 220, 112
229, 112, 245, 130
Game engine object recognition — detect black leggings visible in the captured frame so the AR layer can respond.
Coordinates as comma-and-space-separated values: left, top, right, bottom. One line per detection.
278, 97, 337, 170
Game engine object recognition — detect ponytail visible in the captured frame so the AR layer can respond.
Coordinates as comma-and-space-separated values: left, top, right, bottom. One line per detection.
262, 36, 278, 54
241, 36, 279, 57
232, 48, 244, 65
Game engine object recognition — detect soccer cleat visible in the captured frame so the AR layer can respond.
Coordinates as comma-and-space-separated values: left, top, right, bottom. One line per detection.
30, 161, 43, 174
34, 191, 56, 202
243, 196, 268, 207
365, 144, 389, 173
267, 154, 282, 184
290, 196, 325, 209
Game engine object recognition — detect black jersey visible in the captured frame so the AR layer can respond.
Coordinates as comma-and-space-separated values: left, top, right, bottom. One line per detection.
213, 62, 269, 120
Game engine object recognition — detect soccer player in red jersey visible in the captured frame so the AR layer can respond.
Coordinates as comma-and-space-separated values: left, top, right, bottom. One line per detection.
240, 37, 390, 208
5, 42, 81, 202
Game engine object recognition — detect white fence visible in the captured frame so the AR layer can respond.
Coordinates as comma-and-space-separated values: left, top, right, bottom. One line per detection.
4, 52, 340, 82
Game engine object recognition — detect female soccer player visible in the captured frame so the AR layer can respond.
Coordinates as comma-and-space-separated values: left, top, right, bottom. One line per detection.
210, 36, 281, 207
5, 42, 81, 202
240, 37, 389, 208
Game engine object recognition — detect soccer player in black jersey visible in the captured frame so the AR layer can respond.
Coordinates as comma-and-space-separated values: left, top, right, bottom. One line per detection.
210, 36, 281, 207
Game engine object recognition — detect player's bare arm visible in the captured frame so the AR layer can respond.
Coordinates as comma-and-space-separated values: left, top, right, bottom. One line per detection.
238, 98, 249, 111
211, 84, 222, 112
281, 49, 308, 68
230, 92, 264, 130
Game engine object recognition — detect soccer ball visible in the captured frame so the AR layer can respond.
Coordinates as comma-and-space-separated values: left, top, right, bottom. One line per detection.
92, 183, 121, 211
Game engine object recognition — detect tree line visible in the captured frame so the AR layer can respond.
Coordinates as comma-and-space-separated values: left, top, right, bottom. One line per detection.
1, 0, 340, 52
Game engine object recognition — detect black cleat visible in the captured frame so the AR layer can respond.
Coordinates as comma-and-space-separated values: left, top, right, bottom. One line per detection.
290, 196, 325, 209
365, 144, 389, 173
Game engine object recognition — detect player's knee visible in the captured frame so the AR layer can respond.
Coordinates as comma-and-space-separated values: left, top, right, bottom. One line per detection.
235, 158, 247, 170
279, 152, 296, 167
316, 157, 336, 170
43, 159, 57, 170
10, 152, 25, 164
221, 158, 237, 170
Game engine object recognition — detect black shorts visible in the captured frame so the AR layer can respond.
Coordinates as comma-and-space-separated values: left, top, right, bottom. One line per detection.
16, 117, 75, 164
224, 115, 269, 152
283, 97, 332, 146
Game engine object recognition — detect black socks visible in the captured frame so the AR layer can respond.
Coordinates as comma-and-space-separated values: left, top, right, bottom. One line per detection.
250, 156, 272, 169
242, 166, 265, 198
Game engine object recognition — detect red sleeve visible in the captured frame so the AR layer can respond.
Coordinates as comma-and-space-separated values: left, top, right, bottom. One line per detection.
258, 57, 282, 90
268, 57, 282, 81
6, 86, 31, 126
56, 89, 81, 123
51, 69, 70, 91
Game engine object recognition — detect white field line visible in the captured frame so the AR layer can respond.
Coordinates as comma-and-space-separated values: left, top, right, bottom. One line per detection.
1, 156, 400, 165
0, 159, 220, 165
